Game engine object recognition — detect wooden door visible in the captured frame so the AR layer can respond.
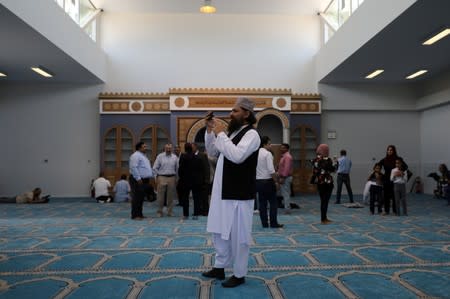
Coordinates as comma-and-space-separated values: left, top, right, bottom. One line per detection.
139, 125, 170, 163
102, 126, 134, 184
291, 125, 319, 194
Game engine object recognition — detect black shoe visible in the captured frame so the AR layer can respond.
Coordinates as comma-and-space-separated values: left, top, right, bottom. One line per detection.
202, 268, 225, 280
270, 224, 284, 228
289, 203, 300, 209
222, 275, 245, 288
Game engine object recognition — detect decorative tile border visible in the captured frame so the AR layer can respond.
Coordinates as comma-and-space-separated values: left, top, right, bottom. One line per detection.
99, 89, 321, 114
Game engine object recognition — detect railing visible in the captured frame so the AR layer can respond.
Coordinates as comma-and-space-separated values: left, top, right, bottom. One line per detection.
320, 0, 366, 43
53, 0, 100, 42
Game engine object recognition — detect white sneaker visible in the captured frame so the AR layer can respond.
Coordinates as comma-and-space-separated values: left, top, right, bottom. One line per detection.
106, 198, 112, 203
253, 210, 259, 214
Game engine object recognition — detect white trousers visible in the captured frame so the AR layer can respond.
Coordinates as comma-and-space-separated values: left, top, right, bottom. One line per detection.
212, 230, 250, 278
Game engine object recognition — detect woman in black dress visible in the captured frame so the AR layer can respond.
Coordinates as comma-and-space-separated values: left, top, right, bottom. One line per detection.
378, 145, 408, 215
311, 144, 337, 224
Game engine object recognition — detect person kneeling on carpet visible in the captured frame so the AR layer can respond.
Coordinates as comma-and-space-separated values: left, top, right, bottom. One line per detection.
92, 171, 113, 203
0, 187, 50, 204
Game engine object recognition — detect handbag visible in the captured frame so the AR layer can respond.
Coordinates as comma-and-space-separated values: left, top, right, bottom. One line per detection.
309, 174, 317, 185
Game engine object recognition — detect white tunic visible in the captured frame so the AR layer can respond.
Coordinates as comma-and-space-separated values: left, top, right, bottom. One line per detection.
205, 126, 261, 245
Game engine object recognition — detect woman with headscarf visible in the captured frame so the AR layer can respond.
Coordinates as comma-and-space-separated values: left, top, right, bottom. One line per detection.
311, 144, 337, 224
378, 145, 408, 215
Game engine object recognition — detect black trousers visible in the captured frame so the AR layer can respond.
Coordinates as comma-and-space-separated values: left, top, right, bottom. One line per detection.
336, 173, 354, 203
318, 184, 333, 221
369, 185, 383, 214
179, 183, 202, 217
198, 184, 209, 216
256, 179, 278, 227
129, 177, 153, 218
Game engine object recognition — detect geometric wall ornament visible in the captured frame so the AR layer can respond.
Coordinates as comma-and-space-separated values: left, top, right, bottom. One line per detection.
170, 96, 291, 111
291, 100, 321, 114
99, 90, 321, 114
131, 101, 142, 112
99, 100, 170, 114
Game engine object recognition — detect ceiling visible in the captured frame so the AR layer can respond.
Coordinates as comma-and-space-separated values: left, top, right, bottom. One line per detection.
0, 4, 102, 84
320, 0, 450, 84
90, 0, 331, 15
0, 0, 449, 85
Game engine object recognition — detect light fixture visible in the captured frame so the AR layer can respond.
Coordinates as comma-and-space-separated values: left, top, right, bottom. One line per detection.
0, 72, 7, 77
31, 66, 54, 78
365, 69, 384, 79
406, 70, 428, 80
200, 0, 216, 14
422, 28, 450, 45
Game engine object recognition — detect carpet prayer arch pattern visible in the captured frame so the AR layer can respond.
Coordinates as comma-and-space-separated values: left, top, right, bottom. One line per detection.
0, 194, 449, 299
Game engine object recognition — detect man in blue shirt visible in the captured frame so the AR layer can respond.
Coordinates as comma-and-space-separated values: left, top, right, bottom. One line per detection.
334, 149, 354, 204
129, 141, 154, 220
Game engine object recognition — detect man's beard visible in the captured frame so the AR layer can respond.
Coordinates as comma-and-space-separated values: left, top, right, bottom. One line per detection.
228, 117, 244, 134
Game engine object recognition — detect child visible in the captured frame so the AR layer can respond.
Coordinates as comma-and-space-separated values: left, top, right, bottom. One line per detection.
368, 163, 384, 215
390, 159, 408, 216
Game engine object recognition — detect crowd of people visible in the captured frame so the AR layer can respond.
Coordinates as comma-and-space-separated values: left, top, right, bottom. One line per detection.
7, 96, 446, 288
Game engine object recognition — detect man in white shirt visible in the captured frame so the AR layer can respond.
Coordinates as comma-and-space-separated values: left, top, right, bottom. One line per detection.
202, 97, 260, 288
92, 172, 112, 203
129, 141, 154, 220
153, 143, 178, 217
256, 136, 283, 228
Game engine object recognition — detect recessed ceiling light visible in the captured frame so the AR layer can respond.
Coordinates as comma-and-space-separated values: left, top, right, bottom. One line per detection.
31, 66, 54, 78
365, 69, 384, 79
0, 72, 7, 77
406, 70, 428, 80
423, 28, 450, 45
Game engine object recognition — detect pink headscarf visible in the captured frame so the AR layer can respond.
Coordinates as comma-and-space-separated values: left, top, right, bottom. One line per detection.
316, 144, 329, 157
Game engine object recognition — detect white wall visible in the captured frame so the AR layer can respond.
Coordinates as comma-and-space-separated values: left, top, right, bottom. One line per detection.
320, 83, 417, 110
1, 6, 446, 197
420, 104, 450, 193
418, 74, 450, 193
0, 84, 103, 197
322, 110, 420, 194
100, 13, 321, 93
319, 83, 420, 194
1, 10, 322, 196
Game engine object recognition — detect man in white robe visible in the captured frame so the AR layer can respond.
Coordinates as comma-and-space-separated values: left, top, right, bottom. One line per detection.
202, 97, 260, 288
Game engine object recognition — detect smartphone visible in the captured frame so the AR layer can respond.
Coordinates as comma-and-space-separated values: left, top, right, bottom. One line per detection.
205, 111, 214, 120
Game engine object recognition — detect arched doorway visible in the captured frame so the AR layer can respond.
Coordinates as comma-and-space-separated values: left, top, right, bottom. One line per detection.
257, 114, 283, 144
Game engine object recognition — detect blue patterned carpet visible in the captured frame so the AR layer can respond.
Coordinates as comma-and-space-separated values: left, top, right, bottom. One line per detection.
0, 194, 449, 299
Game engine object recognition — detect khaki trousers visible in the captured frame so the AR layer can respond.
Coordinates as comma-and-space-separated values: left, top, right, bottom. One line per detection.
156, 176, 176, 215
